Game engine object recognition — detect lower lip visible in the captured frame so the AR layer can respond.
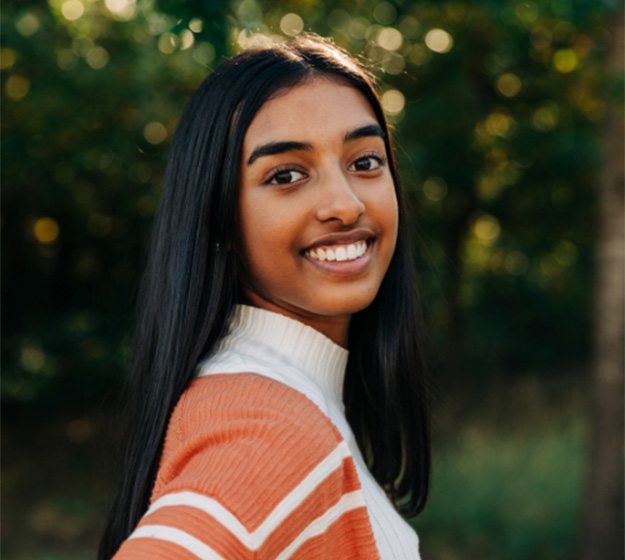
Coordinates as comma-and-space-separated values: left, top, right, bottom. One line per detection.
302, 241, 375, 276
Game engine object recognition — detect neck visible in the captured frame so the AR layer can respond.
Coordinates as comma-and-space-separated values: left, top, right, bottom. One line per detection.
241, 292, 351, 348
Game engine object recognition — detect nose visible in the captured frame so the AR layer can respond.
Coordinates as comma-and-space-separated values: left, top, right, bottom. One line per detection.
315, 169, 365, 225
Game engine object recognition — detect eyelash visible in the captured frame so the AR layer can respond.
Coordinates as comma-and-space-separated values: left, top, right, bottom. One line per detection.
349, 152, 386, 172
263, 152, 386, 186
264, 165, 307, 186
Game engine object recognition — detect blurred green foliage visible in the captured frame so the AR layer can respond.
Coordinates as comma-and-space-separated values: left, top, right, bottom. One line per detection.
414, 377, 588, 559
3, 1, 622, 558
2, 0, 619, 408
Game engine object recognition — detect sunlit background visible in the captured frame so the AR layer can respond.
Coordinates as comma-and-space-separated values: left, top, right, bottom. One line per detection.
2, 0, 623, 559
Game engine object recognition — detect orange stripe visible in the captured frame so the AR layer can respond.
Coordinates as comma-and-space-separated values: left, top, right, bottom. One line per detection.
152, 374, 346, 529
287, 509, 380, 559
259, 457, 363, 557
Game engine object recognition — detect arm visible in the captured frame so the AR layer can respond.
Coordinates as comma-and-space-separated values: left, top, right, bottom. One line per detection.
113, 374, 379, 559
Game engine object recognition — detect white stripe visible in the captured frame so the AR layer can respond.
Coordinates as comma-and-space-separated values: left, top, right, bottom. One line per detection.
254, 440, 352, 543
144, 441, 353, 550
128, 524, 225, 559
145, 492, 249, 544
276, 490, 367, 560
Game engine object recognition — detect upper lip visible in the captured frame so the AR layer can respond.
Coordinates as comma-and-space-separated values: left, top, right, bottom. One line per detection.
303, 228, 376, 252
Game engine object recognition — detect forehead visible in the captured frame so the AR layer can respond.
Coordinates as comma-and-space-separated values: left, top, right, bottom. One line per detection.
242, 78, 379, 152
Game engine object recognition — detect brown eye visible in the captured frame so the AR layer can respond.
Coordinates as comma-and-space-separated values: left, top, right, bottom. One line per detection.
267, 169, 307, 185
349, 155, 383, 172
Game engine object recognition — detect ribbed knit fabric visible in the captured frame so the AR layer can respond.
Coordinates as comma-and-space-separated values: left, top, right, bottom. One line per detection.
114, 305, 421, 559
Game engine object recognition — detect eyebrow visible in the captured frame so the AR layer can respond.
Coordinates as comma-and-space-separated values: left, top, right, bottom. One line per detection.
246, 123, 385, 166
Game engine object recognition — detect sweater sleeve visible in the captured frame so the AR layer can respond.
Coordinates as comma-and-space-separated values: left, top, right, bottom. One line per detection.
113, 374, 379, 559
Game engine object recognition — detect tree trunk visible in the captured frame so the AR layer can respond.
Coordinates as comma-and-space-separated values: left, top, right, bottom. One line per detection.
579, 8, 625, 560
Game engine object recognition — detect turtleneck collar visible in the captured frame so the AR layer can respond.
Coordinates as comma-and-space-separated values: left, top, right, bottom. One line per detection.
197, 305, 349, 406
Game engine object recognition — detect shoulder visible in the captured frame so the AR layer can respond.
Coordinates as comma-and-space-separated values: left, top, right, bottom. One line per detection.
153, 373, 348, 508
114, 373, 379, 559
169, 372, 343, 451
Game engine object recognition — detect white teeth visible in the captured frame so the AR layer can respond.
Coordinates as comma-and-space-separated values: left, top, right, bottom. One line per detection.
306, 240, 368, 263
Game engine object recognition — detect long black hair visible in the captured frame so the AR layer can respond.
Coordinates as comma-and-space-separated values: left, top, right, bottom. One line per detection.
99, 34, 430, 559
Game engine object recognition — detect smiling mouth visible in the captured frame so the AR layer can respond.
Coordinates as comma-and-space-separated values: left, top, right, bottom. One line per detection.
304, 239, 371, 263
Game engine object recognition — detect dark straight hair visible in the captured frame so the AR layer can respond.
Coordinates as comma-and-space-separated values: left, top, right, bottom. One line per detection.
99, 34, 431, 559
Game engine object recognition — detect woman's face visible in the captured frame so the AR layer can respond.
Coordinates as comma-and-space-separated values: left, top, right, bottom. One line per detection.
238, 77, 398, 345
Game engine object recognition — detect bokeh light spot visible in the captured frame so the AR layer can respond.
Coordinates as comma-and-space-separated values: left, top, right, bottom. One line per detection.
16, 13, 40, 36
0, 48, 17, 70
327, 9, 350, 31
398, 15, 420, 38
381, 89, 405, 115
20, 342, 45, 373
530, 26, 552, 50
143, 121, 168, 144
373, 2, 397, 25
423, 177, 448, 202
236, 31, 272, 50
515, 2, 539, 24
280, 13, 304, 37
33, 217, 60, 244
554, 240, 578, 266
553, 49, 578, 73
57, 49, 79, 71
485, 111, 514, 137
104, 0, 136, 21
477, 175, 502, 201
147, 13, 171, 35
348, 17, 369, 40
505, 251, 528, 274
532, 103, 559, 131
408, 44, 428, 65
382, 52, 405, 75
425, 28, 453, 53
61, 0, 85, 21
158, 32, 178, 54
5, 75, 30, 100
193, 42, 215, 66
180, 29, 195, 50
377, 27, 403, 51
473, 214, 501, 245
189, 18, 203, 33
237, 0, 262, 22
85, 46, 110, 69
496, 73, 522, 97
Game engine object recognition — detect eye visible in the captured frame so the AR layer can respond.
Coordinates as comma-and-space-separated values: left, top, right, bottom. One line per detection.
349, 154, 385, 172
266, 167, 307, 185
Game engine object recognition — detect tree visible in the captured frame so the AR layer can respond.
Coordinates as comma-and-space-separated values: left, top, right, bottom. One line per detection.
580, 7, 624, 560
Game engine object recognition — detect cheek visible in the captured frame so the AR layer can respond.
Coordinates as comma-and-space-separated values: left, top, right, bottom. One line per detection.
368, 182, 399, 239
239, 199, 301, 276
370, 185, 399, 274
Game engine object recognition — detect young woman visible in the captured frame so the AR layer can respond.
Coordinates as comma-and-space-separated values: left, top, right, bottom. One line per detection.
99, 34, 431, 559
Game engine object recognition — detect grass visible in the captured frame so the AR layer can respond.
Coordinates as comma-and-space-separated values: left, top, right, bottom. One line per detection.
413, 375, 589, 560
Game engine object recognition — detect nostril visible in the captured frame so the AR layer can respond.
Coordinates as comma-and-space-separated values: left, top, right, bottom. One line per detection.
316, 193, 365, 225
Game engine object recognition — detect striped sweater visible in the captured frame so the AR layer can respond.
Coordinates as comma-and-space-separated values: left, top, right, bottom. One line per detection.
114, 305, 421, 559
